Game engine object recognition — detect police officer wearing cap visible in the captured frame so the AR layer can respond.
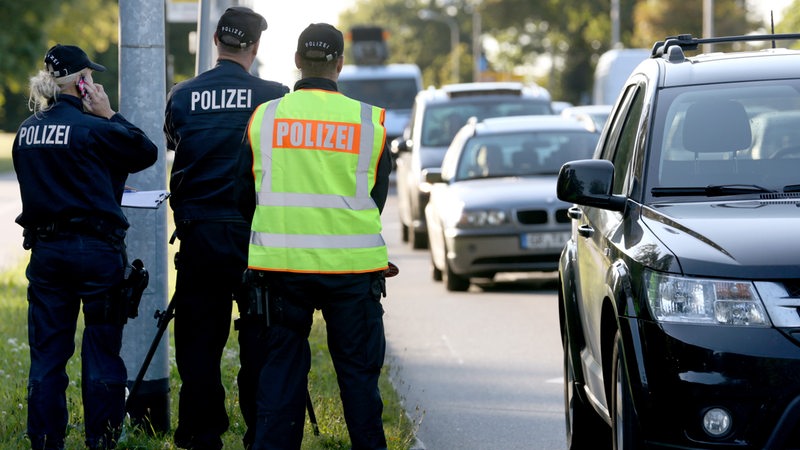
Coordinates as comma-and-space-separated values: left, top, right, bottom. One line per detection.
163, 6, 289, 450
13, 44, 158, 450
244, 23, 392, 450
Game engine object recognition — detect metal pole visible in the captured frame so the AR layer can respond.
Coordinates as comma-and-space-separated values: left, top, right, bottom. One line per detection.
119, 0, 170, 432
611, 0, 620, 47
419, 10, 459, 84
449, 17, 459, 84
703, 0, 715, 52
472, 3, 481, 82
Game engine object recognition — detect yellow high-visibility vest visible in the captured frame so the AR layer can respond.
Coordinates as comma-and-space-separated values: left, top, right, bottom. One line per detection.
247, 89, 388, 273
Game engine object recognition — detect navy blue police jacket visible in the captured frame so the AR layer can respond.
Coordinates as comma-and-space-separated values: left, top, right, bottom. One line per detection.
164, 59, 290, 223
13, 94, 158, 231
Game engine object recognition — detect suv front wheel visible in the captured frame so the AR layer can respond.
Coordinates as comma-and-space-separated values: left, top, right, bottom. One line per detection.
612, 331, 642, 450
563, 318, 610, 448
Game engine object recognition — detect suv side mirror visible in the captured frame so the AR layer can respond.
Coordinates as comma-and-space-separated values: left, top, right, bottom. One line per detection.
557, 159, 626, 211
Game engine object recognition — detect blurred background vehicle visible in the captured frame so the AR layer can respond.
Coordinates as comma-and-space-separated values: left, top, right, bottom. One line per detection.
560, 104, 613, 134
392, 81, 554, 249
592, 48, 649, 106
337, 26, 423, 149
423, 115, 599, 291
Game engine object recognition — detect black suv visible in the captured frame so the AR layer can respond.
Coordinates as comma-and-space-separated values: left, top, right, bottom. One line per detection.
557, 34, 800, 449
392, 82, 553, 249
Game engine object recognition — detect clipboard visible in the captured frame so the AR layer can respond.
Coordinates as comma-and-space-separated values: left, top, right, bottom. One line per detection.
122, 190, 170, 209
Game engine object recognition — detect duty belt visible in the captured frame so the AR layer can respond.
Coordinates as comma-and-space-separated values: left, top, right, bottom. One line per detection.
27, 217, 126, 244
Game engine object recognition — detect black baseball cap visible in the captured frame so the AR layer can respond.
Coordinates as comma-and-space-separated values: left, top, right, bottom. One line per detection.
216, 6, 267, 48
297, 23, 344, 61
44, 44, 106, 78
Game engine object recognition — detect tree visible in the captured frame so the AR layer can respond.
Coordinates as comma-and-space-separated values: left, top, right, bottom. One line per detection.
0, 0, 118, 130
335, 0, 768, 108
632, 0, 758, 50
338, 0, 469, 88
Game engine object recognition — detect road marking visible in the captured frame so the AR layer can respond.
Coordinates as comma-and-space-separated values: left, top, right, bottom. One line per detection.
440, 334, 464, 365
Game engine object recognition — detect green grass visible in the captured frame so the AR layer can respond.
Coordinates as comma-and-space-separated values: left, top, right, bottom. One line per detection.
0, 223, 420, 449
0, 129, 420, 448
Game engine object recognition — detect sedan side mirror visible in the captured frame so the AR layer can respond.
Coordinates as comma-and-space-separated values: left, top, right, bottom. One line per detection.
391, 137, 413, 155
422, 167, 444, 184
556, 159, 626, 212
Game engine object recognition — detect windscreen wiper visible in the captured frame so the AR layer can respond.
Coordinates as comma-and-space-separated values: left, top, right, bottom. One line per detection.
783, 184, 800, 193
651, 184, 776, 197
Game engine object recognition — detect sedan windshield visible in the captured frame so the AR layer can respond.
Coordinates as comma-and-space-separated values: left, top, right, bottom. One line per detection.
647, 80, 800, 199
455, 131, 599, 181
421, 100, 552, 147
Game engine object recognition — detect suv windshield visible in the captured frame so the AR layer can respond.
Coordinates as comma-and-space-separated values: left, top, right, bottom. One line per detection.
420, 100, 552, 146
646, 80, 800, 199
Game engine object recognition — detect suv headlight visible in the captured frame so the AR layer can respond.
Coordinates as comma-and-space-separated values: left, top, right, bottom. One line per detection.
645, 270, 770, 326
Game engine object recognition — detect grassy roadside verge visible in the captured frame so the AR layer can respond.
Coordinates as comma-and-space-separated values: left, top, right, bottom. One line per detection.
0, 131, 418, 449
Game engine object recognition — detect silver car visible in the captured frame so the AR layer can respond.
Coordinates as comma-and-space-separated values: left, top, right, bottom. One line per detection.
424, 115, 599, 291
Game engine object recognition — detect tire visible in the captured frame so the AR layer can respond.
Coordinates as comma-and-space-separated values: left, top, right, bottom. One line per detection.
612, 331, 642, 450
431, 256, 443, 282
401, 222, 409, 243
409, 223, 428, 249
444, 259, 470, 291
564, 329, 611, 449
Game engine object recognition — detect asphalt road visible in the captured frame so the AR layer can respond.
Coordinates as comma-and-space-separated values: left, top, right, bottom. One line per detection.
0, 172, 25, 272
381, 190, 567, 449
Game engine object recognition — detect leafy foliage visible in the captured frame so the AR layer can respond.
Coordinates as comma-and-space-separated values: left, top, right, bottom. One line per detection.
337, 0, 767, 105
0, 0, 119, 130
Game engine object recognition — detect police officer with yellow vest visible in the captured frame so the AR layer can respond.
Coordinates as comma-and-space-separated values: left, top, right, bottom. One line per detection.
163, 7, 289, 450
13, 44, 158, 450
243, 23, 392, 450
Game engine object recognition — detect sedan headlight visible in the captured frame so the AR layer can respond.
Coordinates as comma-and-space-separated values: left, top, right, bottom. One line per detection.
645, 270, 770, 326
457, 209, 509, 227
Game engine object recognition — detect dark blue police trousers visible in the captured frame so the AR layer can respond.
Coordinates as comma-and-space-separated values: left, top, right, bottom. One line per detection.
241, 272, 388, 450
172, 221, 249, 449
25, 234, 126, 450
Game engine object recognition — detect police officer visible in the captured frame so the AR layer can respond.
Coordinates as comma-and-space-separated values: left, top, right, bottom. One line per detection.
163, 6, 289, 449
13, 44, 158, 450
244, 23, 392, 450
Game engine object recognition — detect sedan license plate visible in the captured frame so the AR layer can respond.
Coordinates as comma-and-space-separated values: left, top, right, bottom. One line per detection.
520, 231, 570, 250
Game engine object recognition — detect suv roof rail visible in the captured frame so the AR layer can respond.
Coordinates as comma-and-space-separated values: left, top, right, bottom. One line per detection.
651, 33, 800, 60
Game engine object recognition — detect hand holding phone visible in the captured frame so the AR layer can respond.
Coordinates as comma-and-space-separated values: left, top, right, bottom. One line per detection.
78, 76, 87, 98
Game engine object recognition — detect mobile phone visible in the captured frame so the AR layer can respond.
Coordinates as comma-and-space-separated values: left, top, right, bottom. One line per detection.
78, 76, 87, 98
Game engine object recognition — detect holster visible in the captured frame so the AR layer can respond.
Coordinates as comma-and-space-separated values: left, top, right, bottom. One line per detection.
238, 269, 272, 329
119, 259, 149, 321
84, 259, 148, 326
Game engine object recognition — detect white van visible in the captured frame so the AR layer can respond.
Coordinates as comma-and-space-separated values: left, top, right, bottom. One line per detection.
338, 64, 423, 143
592, 48, 650, 105
337, 26, 424, 142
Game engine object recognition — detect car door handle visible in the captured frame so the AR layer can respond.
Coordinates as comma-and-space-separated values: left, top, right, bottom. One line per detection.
577, 224, 594, 238
567, 206, 582, 220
